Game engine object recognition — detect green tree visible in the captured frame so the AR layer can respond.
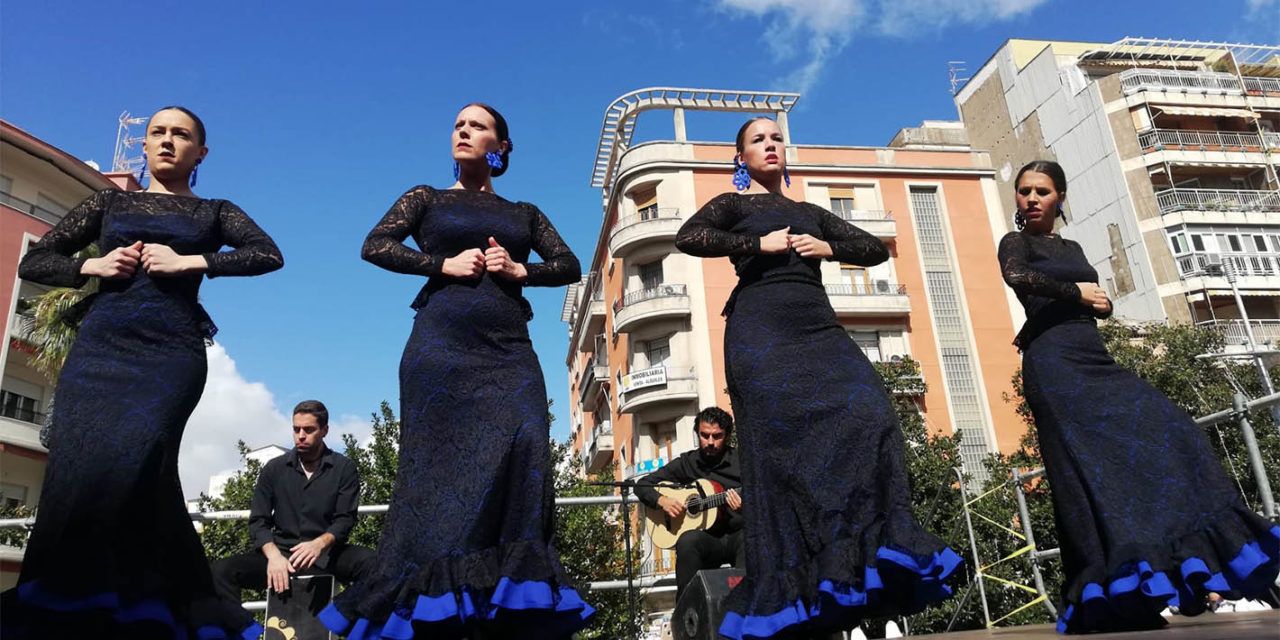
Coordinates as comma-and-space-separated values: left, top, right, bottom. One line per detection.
340, 401, 400, 549
16, 246, 99, 381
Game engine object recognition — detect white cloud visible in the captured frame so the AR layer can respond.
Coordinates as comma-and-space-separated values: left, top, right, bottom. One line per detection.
709, 0, 1049, 94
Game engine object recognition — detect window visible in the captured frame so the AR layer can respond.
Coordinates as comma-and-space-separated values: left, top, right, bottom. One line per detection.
0, 389, 40, 424
829, 187, 856, 217
1222, 234, 1243, 252
36, 193, 68, 216
0, 483, 27, 510
1170, 233, 1189, 255
632, 188, 658, 219
1191, 235, 1206, 252
1253, 235, 1268, 252
644, 338, 671, 368
849, 331, 882, 362
0, 174, 12, 195
639, 261, 664, 290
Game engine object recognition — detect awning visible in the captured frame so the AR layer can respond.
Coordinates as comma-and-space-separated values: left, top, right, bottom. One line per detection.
1153, 105, 1259, 119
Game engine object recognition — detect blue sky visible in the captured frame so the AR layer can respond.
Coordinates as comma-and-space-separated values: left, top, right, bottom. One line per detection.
2, 0, 1274, 487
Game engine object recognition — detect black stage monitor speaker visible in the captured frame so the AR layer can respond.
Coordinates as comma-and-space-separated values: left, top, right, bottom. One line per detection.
265, 574, 335, 640
672, 568, 745, 640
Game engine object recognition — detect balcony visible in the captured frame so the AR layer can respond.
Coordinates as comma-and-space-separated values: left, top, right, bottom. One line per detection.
1244, 76, 1280, 97
618, 365, 699, 415
609, 208, 683, 259
0, 191, 63, 226
577, 351, 609, 403
1120, 69, 1242, 96
1197, 319, 1280, 347
1154, 188, 1280, 216
582, 422, 615, 474
825, 282, 911, 317
1138, 129, 1268, 156
573, 286, 607, 352
836, 209, 896, 238
1175, 251, 1280, 279
612, 284, 691, 333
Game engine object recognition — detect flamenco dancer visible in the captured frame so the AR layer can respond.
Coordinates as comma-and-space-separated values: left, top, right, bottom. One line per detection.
675, 117, 961, 640
998, 159, 1280, 633
318, 103, 593, 640
3, 106, 282, 639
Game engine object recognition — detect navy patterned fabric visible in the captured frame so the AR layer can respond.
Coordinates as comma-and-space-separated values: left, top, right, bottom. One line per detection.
677, 193, 961, 640
3, 190, 281, 640
999, 230, 1280, 634
319, 187, 593, 639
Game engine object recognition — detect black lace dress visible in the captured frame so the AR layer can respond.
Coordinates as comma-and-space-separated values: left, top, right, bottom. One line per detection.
676, 193, 961, 640
3, 189, 282, 640
318, 187, 593, 640
998, 230, 1280, 633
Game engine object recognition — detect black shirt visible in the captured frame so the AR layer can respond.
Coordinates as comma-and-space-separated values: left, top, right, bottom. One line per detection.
634, 447, 743, 534
249, 446, 361, 552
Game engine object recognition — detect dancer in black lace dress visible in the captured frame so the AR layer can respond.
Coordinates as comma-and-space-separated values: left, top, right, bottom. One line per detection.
2, 107, 282, 639
318, 104, 592, 640
675, 118, 960, 640
998, 160, 1280, 633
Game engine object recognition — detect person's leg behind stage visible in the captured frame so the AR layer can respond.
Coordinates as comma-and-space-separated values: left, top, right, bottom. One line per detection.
210, 551, 269, 606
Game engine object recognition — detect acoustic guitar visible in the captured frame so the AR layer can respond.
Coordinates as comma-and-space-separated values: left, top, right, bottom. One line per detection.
642, 479, 741, 549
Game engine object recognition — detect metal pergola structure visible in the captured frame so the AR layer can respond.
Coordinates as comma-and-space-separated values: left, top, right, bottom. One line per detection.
1078, 37, 1280, 77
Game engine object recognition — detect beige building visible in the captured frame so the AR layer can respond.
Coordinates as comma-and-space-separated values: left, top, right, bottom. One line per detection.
955, 38, 1280, 348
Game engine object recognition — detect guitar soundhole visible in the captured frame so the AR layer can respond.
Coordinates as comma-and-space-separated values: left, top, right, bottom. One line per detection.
686, 498, 701, 516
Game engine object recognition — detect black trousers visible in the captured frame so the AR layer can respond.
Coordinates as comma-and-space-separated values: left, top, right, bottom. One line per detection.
210, 543, 375, 604
674, 529, 745, 598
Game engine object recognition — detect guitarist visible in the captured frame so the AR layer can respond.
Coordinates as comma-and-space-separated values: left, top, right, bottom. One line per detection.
635, 407, 744, 598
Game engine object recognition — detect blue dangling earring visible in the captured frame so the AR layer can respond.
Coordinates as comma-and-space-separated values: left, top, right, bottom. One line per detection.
783, 167, 791, 188
732, 158, 750, 191
485, 152, 504, 171
453, 162, 460, 181
189, 165, 199, 188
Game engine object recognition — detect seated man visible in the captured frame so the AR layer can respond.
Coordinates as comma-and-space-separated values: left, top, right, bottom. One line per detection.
212, 400, 374, 603
635, 407, 744, 597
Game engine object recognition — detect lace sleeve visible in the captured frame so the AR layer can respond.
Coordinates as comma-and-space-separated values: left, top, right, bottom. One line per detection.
204, 200, 284, 278
522, 204, 581, 287
360, 186, 445, 276
675, 193, 760, 257
815, 206, 889, 266
17, 189, 112, 288
997, 232, 1081, 301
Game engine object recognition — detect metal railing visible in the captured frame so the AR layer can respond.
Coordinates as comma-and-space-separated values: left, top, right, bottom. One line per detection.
1244, 76, 1280, 95
0, 191, 64, 226
610, 208, 681, 237
1119, 68, 1243, 95
835, 209, 892, 223
612, 283, 687, 312
1197, 319, 1280, 345
824, 282, 908, 296
1154, 187, 1280, 215
1138, 128, 1266, 151
1265, 132, 1280, 150
0, 405, 45, 425
1176, 251, 1280, 278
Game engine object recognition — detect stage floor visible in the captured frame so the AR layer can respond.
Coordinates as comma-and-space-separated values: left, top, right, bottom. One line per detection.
917, 610, 1278, 639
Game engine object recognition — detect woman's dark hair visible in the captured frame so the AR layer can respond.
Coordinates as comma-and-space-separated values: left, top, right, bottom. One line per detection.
464, 102, 513, 177
694, 406, 734, 438
1014, 160, 1067, 209
292, 399, 329, 428
734, 117, 774, 156
149, 105, 207, 146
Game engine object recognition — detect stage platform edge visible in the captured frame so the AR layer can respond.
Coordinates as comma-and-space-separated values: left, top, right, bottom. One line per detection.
913, 609, 1278, 639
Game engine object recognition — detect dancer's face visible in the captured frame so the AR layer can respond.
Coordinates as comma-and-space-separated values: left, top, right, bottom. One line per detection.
143, 109, 206, 183
1015, 171, 1063, 234
292, 412, 328, 455
738, 119, 786, 186
451, 105, 506, 167
697, 422, 728, 459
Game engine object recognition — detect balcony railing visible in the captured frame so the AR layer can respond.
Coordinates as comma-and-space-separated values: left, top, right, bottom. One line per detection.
610, 208, 681, 236
1244, 76, 1280, 96
1154, 188, 1280, 215
0, 191, 63, 226
1119, 69, 1242, 95
1197, 319, 1280, 346
1176, 252, 1280, 278
824, 282, 907, 296
613, 283, 688, 313
0, 404, 45, 426
835, 209, 891, 223
1138, 129, 1266, 152
1265, 132, 1280, 150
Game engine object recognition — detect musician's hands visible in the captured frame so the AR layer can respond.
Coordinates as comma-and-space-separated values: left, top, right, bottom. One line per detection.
289, 537, 329, 571
726, 488, 742, 512
658, 495, 686, 519
266, 554, 294, 593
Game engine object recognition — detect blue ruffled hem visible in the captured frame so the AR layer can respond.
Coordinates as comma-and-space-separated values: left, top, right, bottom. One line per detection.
12, 580, 264, 640
1056, 525, 1280, 634
319, 576, 595, 640
719, 545, 964, 640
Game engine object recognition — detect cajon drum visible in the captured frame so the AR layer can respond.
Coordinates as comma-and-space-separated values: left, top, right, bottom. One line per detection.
265, 574, 335, 640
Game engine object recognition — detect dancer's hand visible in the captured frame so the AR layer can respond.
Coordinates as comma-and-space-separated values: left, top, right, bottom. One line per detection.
759, 227, 791, 254
141, 243, 206, 276
266, 554, 294, 593
289, 538, 327, 570
788, 234, 832, 259
1077, 283, 1109, 309
726, 488, 742, 512
658, 496, 686, 519
485, 237, 528, 282
81, 241, 142, 279
443, 248, 485, 278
